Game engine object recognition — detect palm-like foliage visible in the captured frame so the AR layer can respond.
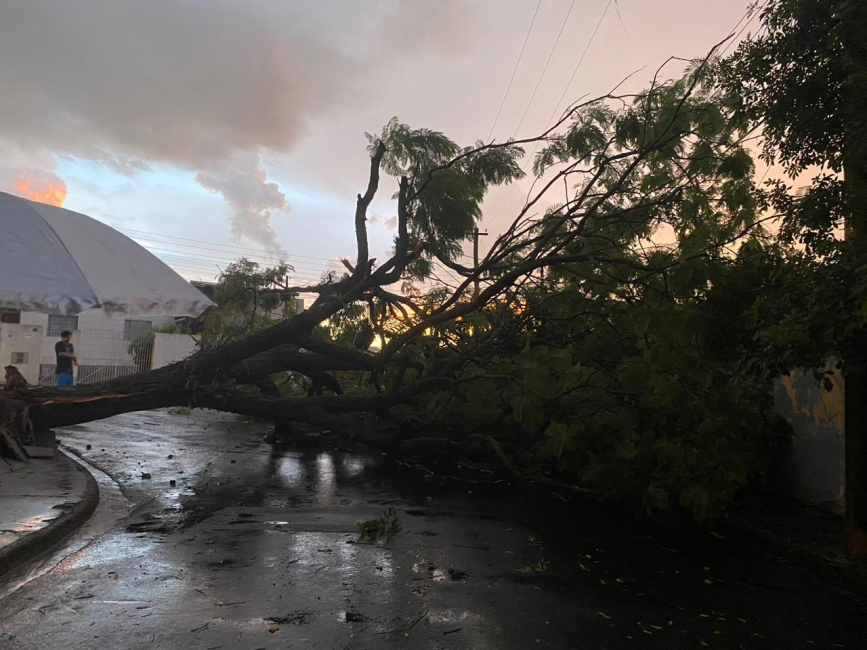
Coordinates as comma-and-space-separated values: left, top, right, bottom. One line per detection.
367, 117, 524, 261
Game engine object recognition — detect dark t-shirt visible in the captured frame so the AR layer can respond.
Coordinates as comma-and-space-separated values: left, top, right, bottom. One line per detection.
55, 341, 75, 375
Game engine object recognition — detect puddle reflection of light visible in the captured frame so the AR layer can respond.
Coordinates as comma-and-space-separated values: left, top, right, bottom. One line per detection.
340, 456, 365, 477
372, 550, 394, 576
13, 516, 45, 532
314, 453, 336, 507
277, 455, 306, 487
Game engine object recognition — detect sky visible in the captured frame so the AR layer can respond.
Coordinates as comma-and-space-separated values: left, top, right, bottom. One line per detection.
0, 0, 755, 287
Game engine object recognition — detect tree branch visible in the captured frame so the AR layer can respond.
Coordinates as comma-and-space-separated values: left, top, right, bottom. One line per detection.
355, 141, 387, 278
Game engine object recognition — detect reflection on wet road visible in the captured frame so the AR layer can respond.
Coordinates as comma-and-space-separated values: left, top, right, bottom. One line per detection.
1, 409, 865, 649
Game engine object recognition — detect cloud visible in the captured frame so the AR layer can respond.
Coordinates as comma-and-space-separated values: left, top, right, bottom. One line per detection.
0, 0, 479, 250
195, 152, 288, 257
0, 146, 68, 206
13, 169, 68, 207
373, 1, 480, 60
384, 216, 399, 230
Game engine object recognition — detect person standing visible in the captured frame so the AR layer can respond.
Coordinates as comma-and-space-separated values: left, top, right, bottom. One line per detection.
55, 330, 78, 387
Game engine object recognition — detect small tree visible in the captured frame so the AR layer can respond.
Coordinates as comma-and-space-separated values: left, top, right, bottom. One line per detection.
199, 259, 295, 348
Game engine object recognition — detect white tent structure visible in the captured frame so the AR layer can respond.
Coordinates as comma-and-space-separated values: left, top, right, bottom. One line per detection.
0, 191, 213, 317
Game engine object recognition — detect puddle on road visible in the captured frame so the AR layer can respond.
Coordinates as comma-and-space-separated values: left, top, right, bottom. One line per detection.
275, 454, 306, 488
314, 453, 336, 507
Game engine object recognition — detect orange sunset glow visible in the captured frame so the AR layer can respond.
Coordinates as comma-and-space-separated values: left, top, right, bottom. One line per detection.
14, 172, 67, 207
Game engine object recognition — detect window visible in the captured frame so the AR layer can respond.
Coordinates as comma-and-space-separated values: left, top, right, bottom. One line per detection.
47, 315, 79, 337
0, 310, 21, 324
11, 352, 28, 365
124, 319, 153, 341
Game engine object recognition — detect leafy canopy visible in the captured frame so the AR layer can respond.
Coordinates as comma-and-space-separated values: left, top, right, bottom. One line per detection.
367, 117, 524, 262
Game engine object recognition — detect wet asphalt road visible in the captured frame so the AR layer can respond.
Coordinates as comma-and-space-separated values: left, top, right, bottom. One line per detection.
0, 409, 865, 649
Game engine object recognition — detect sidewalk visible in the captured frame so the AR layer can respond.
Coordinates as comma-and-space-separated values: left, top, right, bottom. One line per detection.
726, 497, 867, 588
0, 449, 98, 577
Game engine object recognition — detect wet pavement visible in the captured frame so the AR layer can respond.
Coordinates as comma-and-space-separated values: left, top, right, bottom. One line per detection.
0, 409, 865, 649
0, 452, 91, 555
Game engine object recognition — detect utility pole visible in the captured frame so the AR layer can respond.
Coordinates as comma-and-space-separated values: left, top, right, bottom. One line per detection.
472, 227, 487, 301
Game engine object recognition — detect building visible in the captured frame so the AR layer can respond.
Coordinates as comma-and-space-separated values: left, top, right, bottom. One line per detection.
1, 307, 179, 385
0, 284, 306, 386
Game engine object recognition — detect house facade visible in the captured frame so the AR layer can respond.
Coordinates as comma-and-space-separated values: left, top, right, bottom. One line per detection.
0, 287, 306, 385
1, 308, 177, 385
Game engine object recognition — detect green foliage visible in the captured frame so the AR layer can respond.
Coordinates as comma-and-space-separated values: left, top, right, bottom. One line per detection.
168, 406, 192, 416
722, 0, 854, 175
718, 0, 867, 371
518, 559, 550, 575
155, 322, 190, 335
199, 258, 295, 348
162, 6, 866, 527
368, 117, 524, 261
442, 259, 786, 522
128, 331, 154, 372
357, 508, 402, 538
720, 0, 866, 256
381, 61, 796, 523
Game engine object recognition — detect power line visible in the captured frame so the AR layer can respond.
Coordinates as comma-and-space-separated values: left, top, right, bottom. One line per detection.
149, 249, 330, 281
542, 0, 613, 135
485, 0, 760, 239
128, 233, 341, 267
511, 0, 577, 139
486, 0, 543, 142
115, 226, 340, 264
486, 0, 612, 231
154, 254, 328, 282
719, 1, 767, 58
613, 0, 627, 34
135, 242, 340, 274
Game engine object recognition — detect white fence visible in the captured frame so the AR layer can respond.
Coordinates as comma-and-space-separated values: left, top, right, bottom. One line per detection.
39, 326, 155, 385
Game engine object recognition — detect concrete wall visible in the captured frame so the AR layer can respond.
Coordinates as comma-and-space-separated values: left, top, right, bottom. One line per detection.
773, 360, 845, 510
151, 333, 198, 369
20, 309, 174, 367
0, 323, 44, 385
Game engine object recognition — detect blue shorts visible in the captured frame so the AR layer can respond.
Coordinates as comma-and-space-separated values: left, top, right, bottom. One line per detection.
56, 373, 74, 387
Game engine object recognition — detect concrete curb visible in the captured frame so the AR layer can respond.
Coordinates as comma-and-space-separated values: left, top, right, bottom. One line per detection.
0, 452, 99, 578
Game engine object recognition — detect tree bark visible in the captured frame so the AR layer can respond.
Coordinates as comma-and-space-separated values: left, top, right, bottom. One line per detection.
843, 1, 867, 555
844, 143, 867, 556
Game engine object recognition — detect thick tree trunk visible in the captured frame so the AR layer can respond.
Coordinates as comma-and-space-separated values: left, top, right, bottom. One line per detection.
844, 351, 867, 556
844, 144, 867, 556
25, 365, 189, 431
843, 10, 867, 554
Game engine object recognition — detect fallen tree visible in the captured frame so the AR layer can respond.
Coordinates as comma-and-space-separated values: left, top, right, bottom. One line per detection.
4, 43, 792, 519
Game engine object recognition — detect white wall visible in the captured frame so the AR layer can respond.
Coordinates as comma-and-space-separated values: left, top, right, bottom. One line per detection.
0, 323, 44, 385
151, 333, 198, 369
20, 309, 175, 367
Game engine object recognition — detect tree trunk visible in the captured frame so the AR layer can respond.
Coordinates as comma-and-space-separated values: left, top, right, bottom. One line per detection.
25, 365, 189, 432
843, 5, 867, 554
844, 143, 867, 556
